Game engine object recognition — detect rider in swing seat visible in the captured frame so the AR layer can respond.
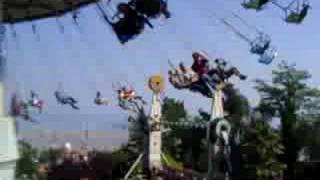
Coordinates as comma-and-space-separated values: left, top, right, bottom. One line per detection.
250, 33, 271, 55
191, 52, 209, 77
208, 58, 247, 84
285, 3, 310, 24
168, 58, 213, 97
120, 86, 145, 104
191, 52, 217, 89
120, 87, 134, 100
29, 91, 44, 113
112, 3, 152, 44
128, 0, 171, 19
179, 72, 213, 97
10, 94, 35, 122
117, 89, 143, 113
168, 70, 183, 89
54, 90, 79, 110
179, 62, 199, 83
94, 91, 109, 105
168, 67, 197, 90
242, 0, 270, 10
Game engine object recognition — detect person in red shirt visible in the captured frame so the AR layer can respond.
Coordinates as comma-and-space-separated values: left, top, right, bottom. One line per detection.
10, 93, 35, 122
191, 52, 209, 76
191, 52, 217, 91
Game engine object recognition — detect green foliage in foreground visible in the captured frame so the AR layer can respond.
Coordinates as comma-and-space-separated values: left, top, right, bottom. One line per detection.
16, 140, 39, 180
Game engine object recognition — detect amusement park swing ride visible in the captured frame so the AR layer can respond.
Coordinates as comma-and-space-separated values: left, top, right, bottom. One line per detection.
0, 0, 312, 179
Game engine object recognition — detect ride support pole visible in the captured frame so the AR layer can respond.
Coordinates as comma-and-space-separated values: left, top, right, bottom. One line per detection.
207, 83, 225, 180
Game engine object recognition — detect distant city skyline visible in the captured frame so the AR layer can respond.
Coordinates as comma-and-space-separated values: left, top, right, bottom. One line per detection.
20, 128, 128, 151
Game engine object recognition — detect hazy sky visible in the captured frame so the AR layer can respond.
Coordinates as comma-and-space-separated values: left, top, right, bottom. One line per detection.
3, 0, 320, 148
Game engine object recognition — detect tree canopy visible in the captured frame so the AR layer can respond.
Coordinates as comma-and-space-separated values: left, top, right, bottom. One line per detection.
255, 61, 320, 179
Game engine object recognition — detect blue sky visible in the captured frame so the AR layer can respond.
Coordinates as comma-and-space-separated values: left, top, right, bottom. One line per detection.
3, 0, 320, 147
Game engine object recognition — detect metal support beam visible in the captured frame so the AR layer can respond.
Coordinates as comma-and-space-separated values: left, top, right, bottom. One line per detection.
124, 153, 144, 180
149, 92, 162, 174
207, 84, 231, 180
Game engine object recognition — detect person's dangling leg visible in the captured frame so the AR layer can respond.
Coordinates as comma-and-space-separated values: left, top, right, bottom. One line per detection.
70, 102, 79, 110
69, 97, 77, 103
64, 97, 78, 109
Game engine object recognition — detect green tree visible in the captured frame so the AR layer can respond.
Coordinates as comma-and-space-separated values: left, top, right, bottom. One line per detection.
254, 61, 320, 179
111, 145, 130, 179
222, 84, 251, 141
161, 86, 251, 172
89, 151, 112, 179
38, 148, 63, 165
161, 97, 188, 161
162, 97, 207, 170
15, 140, 39, 180
246, 120, 286, 180
122, 104, 149, 177
300, 119, 320, 160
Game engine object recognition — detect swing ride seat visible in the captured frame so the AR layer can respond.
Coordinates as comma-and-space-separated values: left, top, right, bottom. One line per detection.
112, 14, 147, 44
270, 0, 310, 24
258, 46, 277, 64
286, 13, 303, 23
112, 2, 155, 43
285, 4, 310, 24
242, 0, 270, 10
28, 99, 43, 107
94, 98, 109, 105
112, 21, 141, 44
168, 73, 214, 97
130, 0, 170, 19
249, 33, 271, 55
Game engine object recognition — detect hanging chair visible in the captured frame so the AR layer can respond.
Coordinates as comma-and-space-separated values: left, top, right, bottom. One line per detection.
272, 0, 311, 24
28, 91, 44, 113
94, 91, 109, 105
242, 0, 271, 10
285, 1, 310, 24
258, 46, 277, 64
249, 33, 271, 55
97, 2, 153, 44
54, 85, 80, 110
128, 0, 171, 19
